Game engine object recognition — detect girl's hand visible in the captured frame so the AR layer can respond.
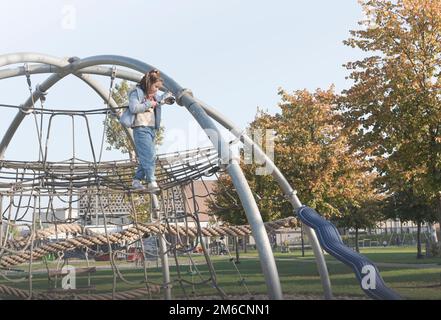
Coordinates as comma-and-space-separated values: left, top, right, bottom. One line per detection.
145, 96, 157, 108
159, 92, 176, 105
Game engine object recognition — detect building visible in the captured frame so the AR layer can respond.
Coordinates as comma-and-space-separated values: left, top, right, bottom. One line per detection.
144, 181, 215, 230
73, 190, 135, 234
370, 219, 438, 238
180, 180, 215, 228
38, 207, 78, 227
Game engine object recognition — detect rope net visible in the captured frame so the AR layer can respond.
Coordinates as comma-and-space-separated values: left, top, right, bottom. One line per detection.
0, 148, 297, 299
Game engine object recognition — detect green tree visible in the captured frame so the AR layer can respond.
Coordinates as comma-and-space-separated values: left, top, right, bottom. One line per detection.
341, 0, 441, 238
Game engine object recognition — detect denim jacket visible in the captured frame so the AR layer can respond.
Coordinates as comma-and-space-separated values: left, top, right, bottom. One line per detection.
128, 85, 162, 130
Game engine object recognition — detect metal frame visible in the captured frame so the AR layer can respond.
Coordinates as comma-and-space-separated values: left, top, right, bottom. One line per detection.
0, 52, 333, 299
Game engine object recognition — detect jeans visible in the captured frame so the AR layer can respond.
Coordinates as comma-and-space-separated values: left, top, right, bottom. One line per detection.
133, 126, 156, 183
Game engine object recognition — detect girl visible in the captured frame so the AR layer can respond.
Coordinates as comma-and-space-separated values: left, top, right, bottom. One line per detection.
129, 69, 174, 192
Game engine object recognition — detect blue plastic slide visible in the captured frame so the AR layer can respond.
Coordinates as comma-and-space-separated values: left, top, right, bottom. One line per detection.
297, 206, 402, 300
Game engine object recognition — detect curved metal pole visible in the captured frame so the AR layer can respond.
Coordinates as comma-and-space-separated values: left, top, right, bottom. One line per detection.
0, 52, 65, 69
0, 64, 167, 102
178, 93, 283, 300
0, 64, 143, 82
65, 55, 184, 93
193, 98, 334, 300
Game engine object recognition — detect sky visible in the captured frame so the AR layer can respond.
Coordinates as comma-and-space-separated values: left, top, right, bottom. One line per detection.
0, 0, 367, 162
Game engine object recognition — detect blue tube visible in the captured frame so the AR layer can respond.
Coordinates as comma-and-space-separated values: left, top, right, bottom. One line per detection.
297, 206, 402, 300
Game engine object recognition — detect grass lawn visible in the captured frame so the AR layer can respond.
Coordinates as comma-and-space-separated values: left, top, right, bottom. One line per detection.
271, 245, 441, 264
1, 246, 440, 300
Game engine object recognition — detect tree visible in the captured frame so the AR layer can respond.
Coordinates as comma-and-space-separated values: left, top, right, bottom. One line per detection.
341, 0, 441, 237
333, 173, 384, 252
207, 163, 284, 225
383, 187, 437, 258
209, 87, 379, 228
105, 80, 134, 155
274, 88, 378, 219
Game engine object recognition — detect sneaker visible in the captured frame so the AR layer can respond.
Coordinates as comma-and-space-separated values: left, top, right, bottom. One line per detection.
146, 181, 160, 193
132, 179, 146, 190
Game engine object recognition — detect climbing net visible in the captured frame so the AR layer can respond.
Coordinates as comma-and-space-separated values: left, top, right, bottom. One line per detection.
0, 60, 297, 300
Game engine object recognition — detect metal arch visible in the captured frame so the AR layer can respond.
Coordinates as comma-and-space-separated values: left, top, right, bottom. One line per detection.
0, 52, 65, 69
61, 54, 184, 94
0, 64, 143, 82
0, 52, 283, 299
0, 52, 187, 159
2, 54, 183, 95
0, 54, 84, 158
0, 53, 136, 159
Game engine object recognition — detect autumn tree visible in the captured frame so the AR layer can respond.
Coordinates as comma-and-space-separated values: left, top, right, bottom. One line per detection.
341, 0, 441, 242
209, 88, 379, 229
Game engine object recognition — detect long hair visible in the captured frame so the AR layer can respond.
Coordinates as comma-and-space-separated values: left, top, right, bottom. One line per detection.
139, 69, 163, 94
